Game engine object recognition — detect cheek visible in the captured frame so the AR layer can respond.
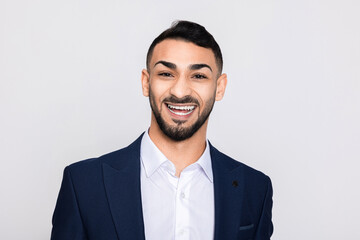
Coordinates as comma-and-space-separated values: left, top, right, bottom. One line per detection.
150, 80, 172, 103
192, 83, 217, 106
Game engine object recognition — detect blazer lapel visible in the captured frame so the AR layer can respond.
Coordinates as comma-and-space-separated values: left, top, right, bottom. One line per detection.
102, 135, 145, 240
211, 143, 247, 240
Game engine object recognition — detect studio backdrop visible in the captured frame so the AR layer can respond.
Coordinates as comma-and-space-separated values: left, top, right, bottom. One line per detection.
1, 0, 359, 239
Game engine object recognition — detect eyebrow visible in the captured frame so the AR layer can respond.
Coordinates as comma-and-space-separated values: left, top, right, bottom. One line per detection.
154, 61, 176, 69
154, 61, 212, 72
189, 63, 212, 72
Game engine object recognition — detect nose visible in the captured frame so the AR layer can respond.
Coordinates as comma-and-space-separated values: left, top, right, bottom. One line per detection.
169, 75, 192, 99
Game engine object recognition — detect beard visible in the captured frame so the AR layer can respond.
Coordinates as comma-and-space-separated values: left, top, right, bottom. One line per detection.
149, 88, 215, 142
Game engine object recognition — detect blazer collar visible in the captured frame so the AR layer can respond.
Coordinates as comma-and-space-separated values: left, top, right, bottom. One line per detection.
210, 142, 247, 240
102, 133, 145, 240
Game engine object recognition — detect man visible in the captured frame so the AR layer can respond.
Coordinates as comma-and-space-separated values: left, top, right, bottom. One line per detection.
51, 20, 273, 240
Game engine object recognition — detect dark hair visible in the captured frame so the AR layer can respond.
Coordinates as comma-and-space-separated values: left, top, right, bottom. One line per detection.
146, 20, 223, 74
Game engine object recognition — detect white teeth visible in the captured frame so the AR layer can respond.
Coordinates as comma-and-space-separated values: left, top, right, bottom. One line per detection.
167, 104, 195, 116
168, 108, 194, 115
167, 104, 195, 111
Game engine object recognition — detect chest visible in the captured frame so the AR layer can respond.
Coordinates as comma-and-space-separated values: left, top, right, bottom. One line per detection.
140, 165, 215, 240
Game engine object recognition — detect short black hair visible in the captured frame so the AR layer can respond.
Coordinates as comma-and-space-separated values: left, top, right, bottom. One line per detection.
146, 20, 223, 74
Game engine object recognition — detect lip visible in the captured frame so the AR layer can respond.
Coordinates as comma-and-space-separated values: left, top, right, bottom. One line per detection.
164, 102, 197, 120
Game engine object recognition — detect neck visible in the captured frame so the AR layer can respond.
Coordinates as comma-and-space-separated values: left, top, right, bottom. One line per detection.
148, 115, 208, 177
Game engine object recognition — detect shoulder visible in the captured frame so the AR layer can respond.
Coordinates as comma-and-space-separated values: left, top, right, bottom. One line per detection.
65, 133, 143, 179
210, 143, 271, 186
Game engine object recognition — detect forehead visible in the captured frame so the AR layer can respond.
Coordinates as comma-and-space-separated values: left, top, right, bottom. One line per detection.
150, 39, 218, 71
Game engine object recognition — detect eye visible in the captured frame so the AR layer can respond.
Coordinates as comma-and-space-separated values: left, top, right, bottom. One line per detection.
158, 72, 173, 77
193, 74, 207, 79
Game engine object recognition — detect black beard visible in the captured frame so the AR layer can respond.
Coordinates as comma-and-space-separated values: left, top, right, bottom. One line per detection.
149, 89, 215, 141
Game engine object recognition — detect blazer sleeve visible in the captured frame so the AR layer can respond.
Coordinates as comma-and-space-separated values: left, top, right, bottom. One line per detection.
254, 176, 274, 240
51, 167, 88, 240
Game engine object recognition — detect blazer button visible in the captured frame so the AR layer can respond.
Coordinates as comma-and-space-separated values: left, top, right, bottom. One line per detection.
232, 180, 238, 187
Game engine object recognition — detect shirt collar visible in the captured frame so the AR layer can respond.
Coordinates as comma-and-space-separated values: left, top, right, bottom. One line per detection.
140, 130, 213, 182
140, 130, 168, 178
195, 140, 213, 182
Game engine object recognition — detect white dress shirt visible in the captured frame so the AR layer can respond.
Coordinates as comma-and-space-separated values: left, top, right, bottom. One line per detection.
140, 131, 215, 240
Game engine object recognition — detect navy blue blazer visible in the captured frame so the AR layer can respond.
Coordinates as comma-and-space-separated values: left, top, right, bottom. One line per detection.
51, 134, 273, 240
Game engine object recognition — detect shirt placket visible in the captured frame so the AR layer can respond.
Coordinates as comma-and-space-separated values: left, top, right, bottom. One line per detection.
174, 172, 190, 240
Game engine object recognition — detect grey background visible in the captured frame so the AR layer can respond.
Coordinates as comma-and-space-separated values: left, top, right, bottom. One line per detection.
1, 0, 359, 239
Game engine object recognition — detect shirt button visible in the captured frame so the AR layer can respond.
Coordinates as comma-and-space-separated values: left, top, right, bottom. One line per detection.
180, 192, 185, 198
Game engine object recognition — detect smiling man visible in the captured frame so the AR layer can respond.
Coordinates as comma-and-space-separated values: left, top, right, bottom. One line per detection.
51, 21, 273, 240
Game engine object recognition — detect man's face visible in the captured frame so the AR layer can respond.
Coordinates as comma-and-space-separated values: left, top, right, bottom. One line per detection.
142, 39, 227, 141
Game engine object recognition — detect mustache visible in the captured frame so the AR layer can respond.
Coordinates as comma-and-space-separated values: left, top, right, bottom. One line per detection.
163, 95, 199, 105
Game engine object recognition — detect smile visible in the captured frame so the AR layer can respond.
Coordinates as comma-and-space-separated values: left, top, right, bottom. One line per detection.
166, 104, 196, 116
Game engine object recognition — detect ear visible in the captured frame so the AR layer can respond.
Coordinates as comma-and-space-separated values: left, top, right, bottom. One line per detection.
215, 73, 227, 101
141, 69, 150, 97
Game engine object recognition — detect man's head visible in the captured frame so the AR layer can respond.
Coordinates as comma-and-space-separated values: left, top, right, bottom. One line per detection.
146, 20, 223, 76
142, 21, 227, 141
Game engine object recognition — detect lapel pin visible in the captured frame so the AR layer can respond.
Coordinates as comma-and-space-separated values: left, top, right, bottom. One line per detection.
232, 180, 238, 187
